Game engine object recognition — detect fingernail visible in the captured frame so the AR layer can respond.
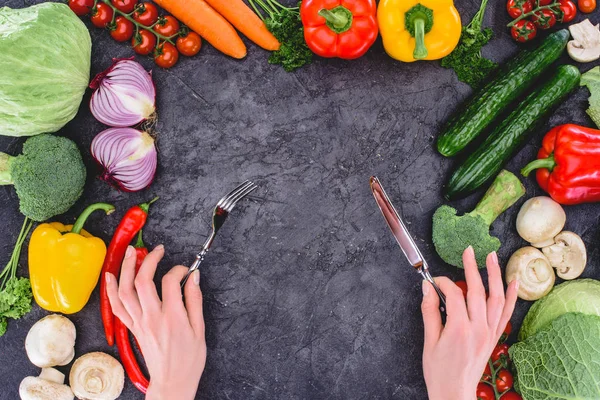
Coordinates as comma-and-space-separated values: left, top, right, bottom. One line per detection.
105, 272, 112, 284
492, 251, 499, 265
125, 246, 134, 258
514, 279, 520, 291
155, 244, 164, 251
422, 280, 430, 296
467, 245, 474, 255
193, 270, 200, 285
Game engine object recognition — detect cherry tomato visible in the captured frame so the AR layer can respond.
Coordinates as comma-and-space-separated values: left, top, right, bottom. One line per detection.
537, 0, 553, 4
110, 16, 135, 42
579, 0, 597, 12
532, 9, 557, 29
491, 343, 510, 365
154, 42, 179, 68
176, 31, 202, 56
132, 29, 157, 55
499, 320, 512, 343
476, 382, 495, 400
481, 362, 492, 381
91, 3, 114, 28
133, 3, 159, 26
454, 280, 468, 298
507, 0, 533, 19
496, 369, 514, 393
500, 392, 523, 400
557, 0, 578, 22
112, 0, 136, 13
68, 0, 94, 16
511, 19, 537, 42
154, 16, 180, 38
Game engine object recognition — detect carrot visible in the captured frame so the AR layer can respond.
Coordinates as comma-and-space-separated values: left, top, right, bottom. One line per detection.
204, 0, 280, 51
153, 0, 247, 59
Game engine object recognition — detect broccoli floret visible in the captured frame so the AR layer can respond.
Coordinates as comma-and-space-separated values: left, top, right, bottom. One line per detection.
432, 170, 525, 268
0, 134, 86, 221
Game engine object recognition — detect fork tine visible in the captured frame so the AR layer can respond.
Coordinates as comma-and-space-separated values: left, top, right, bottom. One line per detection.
223, 183, 257, 211
221, 181, 253, 206
216, 180, 252, 208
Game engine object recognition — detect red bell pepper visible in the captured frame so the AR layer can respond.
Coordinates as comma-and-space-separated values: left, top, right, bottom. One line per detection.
300, 0, 378, 59
522, 124, 600, 205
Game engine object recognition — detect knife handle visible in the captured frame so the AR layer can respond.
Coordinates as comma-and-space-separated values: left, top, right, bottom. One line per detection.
421, 270, 447, 316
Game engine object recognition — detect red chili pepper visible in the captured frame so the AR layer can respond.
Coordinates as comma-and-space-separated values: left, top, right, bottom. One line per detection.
300, 0, 378, 59
522, 124, 600, 205
100, 197, 157, 346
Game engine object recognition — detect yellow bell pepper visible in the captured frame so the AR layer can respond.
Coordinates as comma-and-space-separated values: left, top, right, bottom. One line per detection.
378, 0, 461, 62
29, 203, 114, 314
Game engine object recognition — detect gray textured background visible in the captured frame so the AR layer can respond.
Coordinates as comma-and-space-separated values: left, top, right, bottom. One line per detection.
1, 0, 599, 398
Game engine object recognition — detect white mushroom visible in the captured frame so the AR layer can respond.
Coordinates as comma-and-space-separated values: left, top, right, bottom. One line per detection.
542, 231, 587, 280
25, 314, 76, 368
506, 247, 555, 301
568, 19, 600, 63
19, 368, 74, 400
516, 197, 566, 248
70, 352, 124, 400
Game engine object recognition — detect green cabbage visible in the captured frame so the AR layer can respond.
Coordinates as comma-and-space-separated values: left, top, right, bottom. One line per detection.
518, 279, 600, 340
581, 67, 600, 129
0, 3, 91, 137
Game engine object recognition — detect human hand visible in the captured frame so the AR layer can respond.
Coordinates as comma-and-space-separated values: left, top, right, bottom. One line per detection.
105, 245, 207, 400
421, 247, 518, 400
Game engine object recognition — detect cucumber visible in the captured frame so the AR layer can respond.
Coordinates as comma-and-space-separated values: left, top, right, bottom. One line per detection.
437, 30, 570, 157
445, 65, 581, 200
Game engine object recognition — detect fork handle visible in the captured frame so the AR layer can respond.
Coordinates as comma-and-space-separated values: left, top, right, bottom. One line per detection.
181, 249, 207, 288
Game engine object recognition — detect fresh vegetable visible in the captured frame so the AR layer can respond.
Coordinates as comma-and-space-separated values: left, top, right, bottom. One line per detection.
519, 279, 600, 340
478, 318, 516, 399
510, 313, 600, 399
510, 20, 537, 43
154, 42, 179, 68
522, 124, 600, 204
153, 15, 180, 37
153, 0, 247, 59
495, 370, 513, 393
444, 64, 580, 199
69, 0, 94, 16
581, 67, 600, 127
100, 199, 156, 346
542, 231, 587, 279
515, 197, 565, 247
176, 31, 202, 56
29, 203, 114, 314
205, 0, 280, 51
477, 382, 495, 400
505, 247, 554, 301
507, 0, 573, 41
91, 128, 157, 192
19, 368, 74, 400
70, 352, 125, 400
378, 0, 461, 62
567, 19, 600, 63
499, 392, 522, 400
248, 0, 313, 72
91, 2, 114, 27
579, 0, 597, 12
90, 59, 156, 128
25, 314, 76, 368
437, 30, 570, 157
455, 280, 468, 298
112, 0, 136, 13
532, 9, 557, 29
440, 0, 496, 88
132, 29, 157, 55
110, 16, 135, 42
0, 3, 91, 137
132, 2, 158, 25
557, 0, 577, 22
300, 0, 378, 59
432, 170, 525, 268
507, 0, 533, 18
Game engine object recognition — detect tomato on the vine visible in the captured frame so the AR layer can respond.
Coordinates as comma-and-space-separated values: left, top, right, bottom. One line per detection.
110, 16, 135, 42
491, 343, 510, 365
496, 369, 514, 393
476, 382, 495, 400
500, 392, 523, 400
455, 280, 468, 298
111, 0, 136, 13
537, 0, 553, 5
133, 3, 159, 26
579, 0, 597, 12
532, 9, 557, 29
154, 16, 180, 38
557, 0, 577, 22
176, 31, 202, 56
91, 3, 114, 28
511, 19, 537, 42
154, 42, 179, 68
68, 0, 94, 16
132, 29, 157, 55
507, 0, 533, 18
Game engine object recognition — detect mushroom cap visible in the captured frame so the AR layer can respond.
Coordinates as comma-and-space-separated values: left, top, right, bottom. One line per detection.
542, 231, 587, 280
25, 314, 76, 368
70, 352, 124, 400
506, 247, 555, 301
19, 368, 74, 400
568, 19, 600, 63
516, 197, 566, 248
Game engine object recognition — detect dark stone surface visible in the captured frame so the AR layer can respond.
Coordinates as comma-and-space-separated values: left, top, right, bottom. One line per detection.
1, 0, 599, 398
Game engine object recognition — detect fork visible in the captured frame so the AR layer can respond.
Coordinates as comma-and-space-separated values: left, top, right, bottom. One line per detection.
181, 180, 258, 287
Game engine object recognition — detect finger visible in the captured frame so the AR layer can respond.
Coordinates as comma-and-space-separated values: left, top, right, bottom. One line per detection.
435, 276, 469, 326
463, 247, 487, 322
184, 270, 206, 337
118, 246, 142, 321
421, 280, 442, 353
134, 245, 163, 314
161, 266, 190, 315
106, 273, 133, 329
486, 251, 506, 329
497, 279, 519, 339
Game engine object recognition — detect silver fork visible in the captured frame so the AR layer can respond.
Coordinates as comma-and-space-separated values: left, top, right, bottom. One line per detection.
181, 180, 258, 287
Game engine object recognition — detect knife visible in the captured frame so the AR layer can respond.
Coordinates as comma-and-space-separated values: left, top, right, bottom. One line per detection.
370, 176, 446, 311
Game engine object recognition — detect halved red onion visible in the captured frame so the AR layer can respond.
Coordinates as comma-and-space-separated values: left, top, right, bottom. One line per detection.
91, 128, 157, 192
90, 59, 156, 127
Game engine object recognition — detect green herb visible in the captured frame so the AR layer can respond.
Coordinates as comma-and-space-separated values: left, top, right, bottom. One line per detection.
248, 0, 313, 72
441, 0, 497, 88
581, 67, 600, 128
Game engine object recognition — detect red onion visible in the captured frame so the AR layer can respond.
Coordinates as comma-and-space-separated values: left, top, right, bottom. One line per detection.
90, 59, 156, 127
91, 128, 157, 192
